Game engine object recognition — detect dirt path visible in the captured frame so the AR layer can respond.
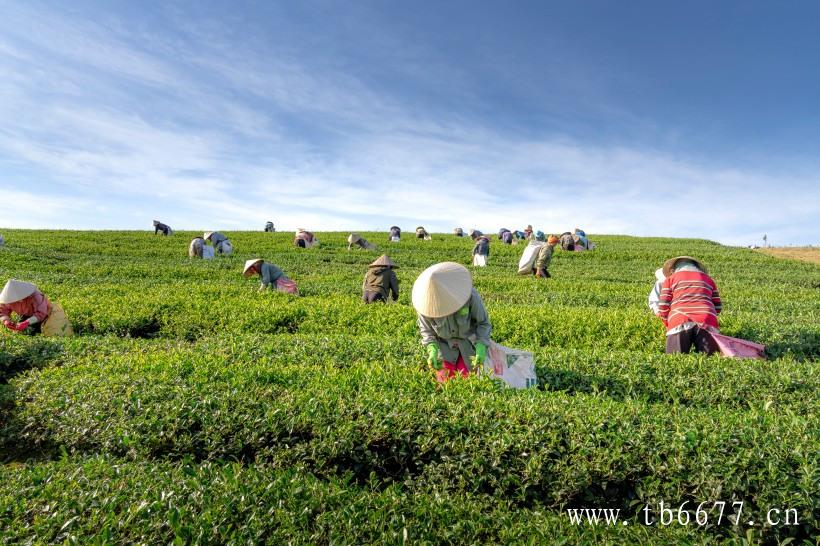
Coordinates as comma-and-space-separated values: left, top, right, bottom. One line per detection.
757, 247, 820, 264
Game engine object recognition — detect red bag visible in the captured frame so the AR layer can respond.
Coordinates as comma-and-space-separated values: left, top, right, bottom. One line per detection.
276, 278, 298, 295
709, 332, 765, 359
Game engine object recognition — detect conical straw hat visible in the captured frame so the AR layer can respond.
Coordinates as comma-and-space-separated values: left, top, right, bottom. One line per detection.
348, 233, 361, 244
203, 231, 214, 240
369, 255, 397, 268
0, 279, 37, 304
412, 262, 472, 318
243, 259, 264, 277
662, 256, 707, 277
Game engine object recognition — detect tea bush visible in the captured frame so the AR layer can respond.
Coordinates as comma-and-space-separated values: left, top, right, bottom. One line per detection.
1, 229, 818, 544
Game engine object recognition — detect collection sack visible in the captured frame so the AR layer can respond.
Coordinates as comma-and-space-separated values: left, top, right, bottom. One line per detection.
518, 242, 544, 274
484, 342, 537, 389
276, 278, 299, 295
709, 332, 766, 359
472, 254, 488, 267
41, 302, 74, 337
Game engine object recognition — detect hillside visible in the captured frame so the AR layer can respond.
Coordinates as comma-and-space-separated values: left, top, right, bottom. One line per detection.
1, 230, 818, 544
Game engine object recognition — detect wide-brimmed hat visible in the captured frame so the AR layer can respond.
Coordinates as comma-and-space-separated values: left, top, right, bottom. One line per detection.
369, 255, 397, 268
663, 256, 707, 277
412, 262, 472, 318
348, 233, 361, 244
0, 279, 37, 304
655, 268, 665, 282
243, 259, 264, 277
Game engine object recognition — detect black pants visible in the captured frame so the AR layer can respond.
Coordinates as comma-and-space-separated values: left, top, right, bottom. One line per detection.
666, 326, 719, 355
363, 291, 385, 304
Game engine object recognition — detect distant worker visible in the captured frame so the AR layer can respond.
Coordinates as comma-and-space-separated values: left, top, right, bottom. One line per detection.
412, 262, 492, 383
389, 226, 401, 242
647, 268, 665, 316
204, 231, 233, 255
0, 279, 73, 336
657, 256, 722, 355
453, 227, 464, 237
153, 220, 172, 236
416, 226, 431, 240
559, 231, 575, 251
469, 229, 483, 240
498, 228, 513, 245
573, 228, 589, 250
348, 233, 376, 250
534, 235, 559, 278
189, 237, 214, 259
362, 255, 399, 304
513, 230, 526, 244
243, 259, 298, 294
294, 229, 318, 248
264, 221, 276, 233
472, 234, 490, 267
523, 225, 534, 240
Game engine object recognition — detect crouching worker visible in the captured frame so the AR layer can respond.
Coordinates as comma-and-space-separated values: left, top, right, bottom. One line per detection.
388, 226, 401, 242
534, 235, 558, 278
472, 234, 490, 266
295, 229, 318, 248
362, 255, 399, 303
348, 233, 376, 251
153, 220, 172, 236
416, 226, 432, 240
658, 256, 722, 355
0, 279, 73, 336
453, 227, 464, 237
264, 221, 275, 232
243, 259, 298, 294
412, 262, 492, 383
204, 231, 233, 255
498, 228, 513, 245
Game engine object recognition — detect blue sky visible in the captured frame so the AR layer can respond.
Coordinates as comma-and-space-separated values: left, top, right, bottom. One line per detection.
1, 0, 818, 245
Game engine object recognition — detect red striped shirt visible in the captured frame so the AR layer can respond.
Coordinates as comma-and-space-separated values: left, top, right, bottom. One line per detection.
657, 271, 722, 330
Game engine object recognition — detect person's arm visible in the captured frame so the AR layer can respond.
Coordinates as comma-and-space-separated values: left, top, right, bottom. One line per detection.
0, 303, 14, 328
260, 264, 273, 289
469, 290, 492, 346
390, 271, 399, 301
417, 314, 439, 347
657, 278, 672, 323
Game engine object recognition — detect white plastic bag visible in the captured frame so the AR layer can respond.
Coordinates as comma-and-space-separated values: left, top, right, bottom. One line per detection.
518, 241, 544, 274
484, 342, 538, 389
472, 254, 488, 267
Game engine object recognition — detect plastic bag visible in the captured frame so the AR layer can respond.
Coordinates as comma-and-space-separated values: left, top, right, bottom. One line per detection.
484, 342, 537, 388
472, 254, 488, 267
709, 332, 765, 359
276, 278, 299, 295
518, 241, 544, 274
41, 302, 74, 337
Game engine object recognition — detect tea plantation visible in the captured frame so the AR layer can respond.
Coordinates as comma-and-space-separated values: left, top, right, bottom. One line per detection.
1, 230, 818, 544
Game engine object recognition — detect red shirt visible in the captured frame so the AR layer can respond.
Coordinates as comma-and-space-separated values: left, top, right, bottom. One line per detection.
0, 290, 51, 323
657, 271, 722, 330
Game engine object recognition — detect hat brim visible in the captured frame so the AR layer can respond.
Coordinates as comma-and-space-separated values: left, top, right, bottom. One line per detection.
662, 256, 707, 277
0, 279, 38, 304
243, 259, 264, 277
412, 262, 473, 318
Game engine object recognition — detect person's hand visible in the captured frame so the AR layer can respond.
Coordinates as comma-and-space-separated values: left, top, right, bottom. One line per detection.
426, 344, 442, 370
3, 319, 16, 331
15, 320, 30, 331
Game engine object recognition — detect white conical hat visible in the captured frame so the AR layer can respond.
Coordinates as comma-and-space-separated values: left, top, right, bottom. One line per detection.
0, 279, 37, 304
348, 233, 361, 244
243, 259, 264, 277
369, 255, 397, 268
412, 262, 472, 318
203, 231, 214, 240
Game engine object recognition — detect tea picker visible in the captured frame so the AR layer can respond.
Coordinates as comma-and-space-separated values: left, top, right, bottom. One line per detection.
264, 221, 275, 232
657, 256, 722, 355
412, 262, 492, 383
294, 229, 318, 248
153, 220, 172, 236
498, 228, 513, 245
243, 259, 298, 294
388, 226, 401, 242
0, 279, 73, 336
348, 233, 377, 251
362, 255, 399, 304
204, 231, 233, 255
472, 234, 490, 267
415, 226, 432, 240
188, 237, 214, 259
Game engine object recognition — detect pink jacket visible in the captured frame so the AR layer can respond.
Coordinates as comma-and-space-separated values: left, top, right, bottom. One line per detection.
0, 290, 51, 323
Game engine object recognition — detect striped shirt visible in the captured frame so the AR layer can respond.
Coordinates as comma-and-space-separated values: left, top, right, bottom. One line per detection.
657, 271, 722, 330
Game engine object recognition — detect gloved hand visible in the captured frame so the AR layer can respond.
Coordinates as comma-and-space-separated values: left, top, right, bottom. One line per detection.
426, 344, 442, 370
16, 320, 30, 331
3, 319, 16, 331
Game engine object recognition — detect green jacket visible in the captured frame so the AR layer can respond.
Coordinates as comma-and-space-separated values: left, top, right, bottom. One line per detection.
259, 262, 287, 289
417, 288, 492, 368
536, 244, 554, 271
362, 266, 399, 301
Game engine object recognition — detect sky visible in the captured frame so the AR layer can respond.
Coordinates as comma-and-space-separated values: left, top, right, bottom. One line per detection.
1, 0, 819, 246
